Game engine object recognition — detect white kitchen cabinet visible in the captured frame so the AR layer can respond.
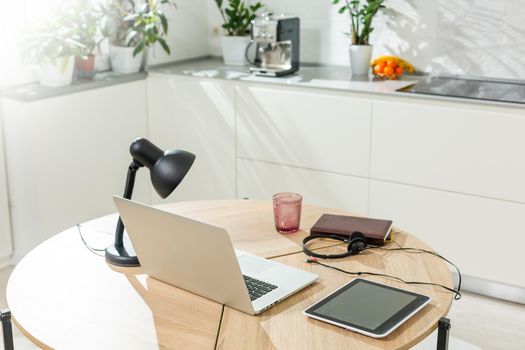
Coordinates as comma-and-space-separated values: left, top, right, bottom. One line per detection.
237, 85, 372, 177
0, 104, 12, 267
1, 81, 150, 261
371, 99, 525, 203
147, 74, 236, 203
237, 158, 369, 215
369, 179, 525, 288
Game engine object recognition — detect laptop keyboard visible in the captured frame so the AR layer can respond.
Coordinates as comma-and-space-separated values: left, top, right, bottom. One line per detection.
243, 275, 278, 301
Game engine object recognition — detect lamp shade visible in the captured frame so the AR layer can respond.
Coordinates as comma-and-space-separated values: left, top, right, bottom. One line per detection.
130, 138, 196, 198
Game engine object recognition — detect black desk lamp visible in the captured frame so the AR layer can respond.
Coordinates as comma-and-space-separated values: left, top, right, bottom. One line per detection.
105, 138, 196, 267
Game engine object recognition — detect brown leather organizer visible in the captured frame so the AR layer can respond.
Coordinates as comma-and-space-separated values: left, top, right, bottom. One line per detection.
310, 214, 393, 246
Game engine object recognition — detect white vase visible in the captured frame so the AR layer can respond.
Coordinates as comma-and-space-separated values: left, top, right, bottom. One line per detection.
221, 36, 251, 66
349, 45, 373, 75
38, 56, 75, 87
109, 45, 144, 74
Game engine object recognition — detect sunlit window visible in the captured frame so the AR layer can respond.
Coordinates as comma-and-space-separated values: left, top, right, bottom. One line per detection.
0, 0, 107, 87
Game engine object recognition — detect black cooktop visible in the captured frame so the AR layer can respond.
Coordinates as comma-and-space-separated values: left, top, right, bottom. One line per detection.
400, 77, 525, 105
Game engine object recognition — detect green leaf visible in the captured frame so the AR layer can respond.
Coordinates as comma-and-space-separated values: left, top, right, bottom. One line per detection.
133, 41, 145, 56
157, 37, 170, 54
158, 11, 168, 34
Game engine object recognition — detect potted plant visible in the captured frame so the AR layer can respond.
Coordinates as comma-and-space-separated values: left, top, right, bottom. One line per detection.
214, 0, 263, 66
333, 0, 385, 75
101, 0, 174, 74
25, 14, 85, 87
70, 1, 105, 79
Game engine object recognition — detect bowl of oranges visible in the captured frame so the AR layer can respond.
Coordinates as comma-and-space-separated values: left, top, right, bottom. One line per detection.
371, 56, 415, 80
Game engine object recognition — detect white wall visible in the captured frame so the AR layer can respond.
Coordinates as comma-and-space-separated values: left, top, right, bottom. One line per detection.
0, 101, 13, 268
147, 0, 210, 66
0, 1, 13, 267
207, 0, 525, 80
3, 0, 523, 83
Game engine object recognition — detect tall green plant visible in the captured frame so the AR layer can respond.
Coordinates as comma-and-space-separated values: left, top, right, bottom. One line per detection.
101, 0, 175, 56
125, 0, 174, 56
333, 0, 385, 45
214, 0, 263, 36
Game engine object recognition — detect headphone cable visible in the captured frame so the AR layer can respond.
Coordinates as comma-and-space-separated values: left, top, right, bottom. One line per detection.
305, 239, 462, 300
366, 243, 462, 299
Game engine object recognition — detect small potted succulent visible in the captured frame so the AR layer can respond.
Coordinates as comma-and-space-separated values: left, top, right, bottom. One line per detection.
101, 0, 174, 74
70, 1, 105, 79
25, 11, 85, 87
332, 0, 386, 75
214, 0, 263, 66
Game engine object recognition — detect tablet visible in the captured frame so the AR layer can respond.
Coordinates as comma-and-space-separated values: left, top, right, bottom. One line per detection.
303, 278, 431, 338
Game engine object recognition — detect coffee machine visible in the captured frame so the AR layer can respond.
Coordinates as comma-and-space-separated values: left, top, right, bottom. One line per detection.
248, 13, 300, 77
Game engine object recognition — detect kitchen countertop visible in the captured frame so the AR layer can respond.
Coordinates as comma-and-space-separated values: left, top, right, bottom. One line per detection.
149, 57, 525, 109
149, 56, 420, 95
1, 70, 147, 102
3, 56, 523, 109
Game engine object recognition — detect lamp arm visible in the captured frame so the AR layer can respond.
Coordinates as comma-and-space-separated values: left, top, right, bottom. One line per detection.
114, 161, 142, 247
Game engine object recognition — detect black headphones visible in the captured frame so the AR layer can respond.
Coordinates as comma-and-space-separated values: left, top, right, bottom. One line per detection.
302, 232, 368, 259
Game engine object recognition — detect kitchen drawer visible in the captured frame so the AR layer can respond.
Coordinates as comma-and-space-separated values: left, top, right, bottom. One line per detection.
369, 179, 525, 288
371, 100, 525, 203
237, 85, 372, 177
237, 158, 369, 215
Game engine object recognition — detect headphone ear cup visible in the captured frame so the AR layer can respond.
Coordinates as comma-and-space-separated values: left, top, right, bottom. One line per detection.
350, 231, 366, 242
347, 232, 367, 255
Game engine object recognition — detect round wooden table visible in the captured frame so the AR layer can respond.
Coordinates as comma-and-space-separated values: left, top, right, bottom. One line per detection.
6, 200, 453, 349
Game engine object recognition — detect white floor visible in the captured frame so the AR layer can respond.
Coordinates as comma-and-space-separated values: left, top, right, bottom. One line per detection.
1, 265, 525, 350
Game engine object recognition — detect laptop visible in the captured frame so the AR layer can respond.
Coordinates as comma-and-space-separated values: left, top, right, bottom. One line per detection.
113, 197, 318, 315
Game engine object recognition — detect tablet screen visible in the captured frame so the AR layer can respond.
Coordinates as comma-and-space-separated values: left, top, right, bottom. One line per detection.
304, 279, 430, 337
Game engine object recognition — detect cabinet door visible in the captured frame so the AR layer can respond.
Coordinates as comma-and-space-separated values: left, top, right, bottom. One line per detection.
369, 179, 525, 288
1, 81, 150, 260
237, 85, 372, 177
372, 99, 525, 203
238, 159, 369, 215
0, 104, 12, 266
147, 74, 236, 202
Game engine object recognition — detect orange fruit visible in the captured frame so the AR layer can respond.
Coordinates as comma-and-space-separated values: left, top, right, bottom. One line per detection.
383, 66, 394, 75
386, 59, 398, 68
395, 66, 404, 75
374, 63, 385, 74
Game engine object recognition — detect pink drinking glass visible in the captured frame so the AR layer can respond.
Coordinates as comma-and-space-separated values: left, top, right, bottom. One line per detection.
272, 193, 302, 234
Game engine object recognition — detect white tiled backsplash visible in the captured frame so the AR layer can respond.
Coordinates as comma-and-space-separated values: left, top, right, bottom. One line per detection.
207, 0, 525, 80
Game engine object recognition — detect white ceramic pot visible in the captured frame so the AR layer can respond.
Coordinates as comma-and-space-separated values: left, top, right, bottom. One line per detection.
38, 56, 75, 87
109, 45, 144, 74
221, 36, 251, 66
349, 45, 373, 75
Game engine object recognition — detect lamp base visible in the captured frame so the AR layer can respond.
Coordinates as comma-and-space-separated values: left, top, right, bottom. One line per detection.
105, 238, 140, 267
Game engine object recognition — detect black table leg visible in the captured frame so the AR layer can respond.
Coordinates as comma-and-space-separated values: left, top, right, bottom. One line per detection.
1, 309, 14, 350
437, 317, 451, 350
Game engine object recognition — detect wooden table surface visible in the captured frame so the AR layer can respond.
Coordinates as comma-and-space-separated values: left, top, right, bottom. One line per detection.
6, 200, 453, 349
